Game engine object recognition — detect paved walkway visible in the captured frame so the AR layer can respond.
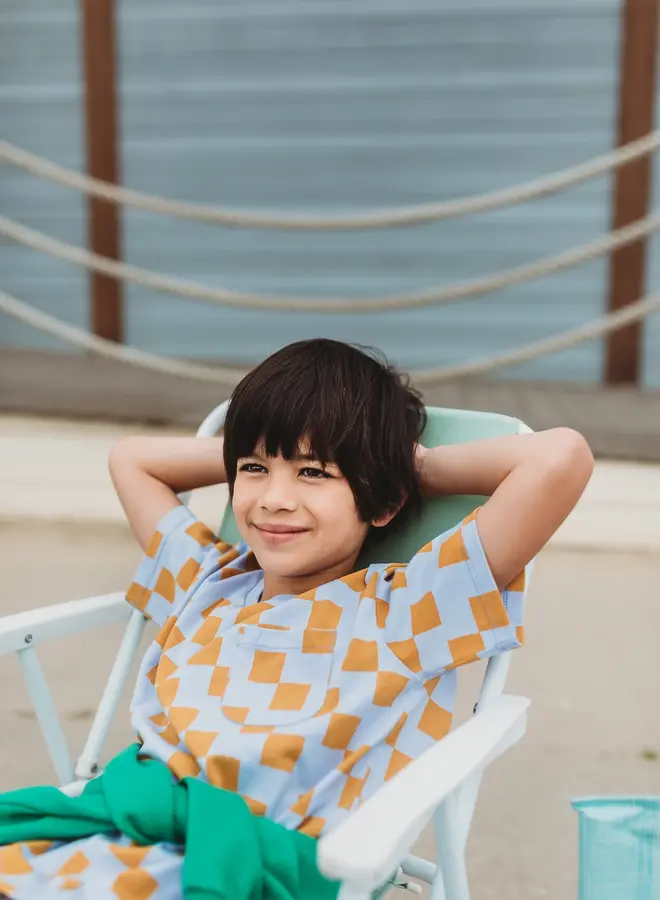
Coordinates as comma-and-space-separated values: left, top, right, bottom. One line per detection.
1, 414, 659, 898
1, 414, 659, 552
0, 522, 658, 899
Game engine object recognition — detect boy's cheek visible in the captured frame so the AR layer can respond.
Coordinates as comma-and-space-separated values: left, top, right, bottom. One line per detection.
230, 499, 250, 538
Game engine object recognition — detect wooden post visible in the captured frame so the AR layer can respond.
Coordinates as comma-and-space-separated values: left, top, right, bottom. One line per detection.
79, 0, 123, 343
605, 0, 659, 385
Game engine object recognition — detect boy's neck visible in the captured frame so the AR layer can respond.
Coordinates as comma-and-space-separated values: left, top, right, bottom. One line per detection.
261, 552, 361, 602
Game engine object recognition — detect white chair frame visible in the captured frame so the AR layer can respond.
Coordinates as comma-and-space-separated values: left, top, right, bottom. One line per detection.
0, 401, 532, 900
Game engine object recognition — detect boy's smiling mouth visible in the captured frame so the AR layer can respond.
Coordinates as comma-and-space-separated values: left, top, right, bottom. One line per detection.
252, 523, 310, 543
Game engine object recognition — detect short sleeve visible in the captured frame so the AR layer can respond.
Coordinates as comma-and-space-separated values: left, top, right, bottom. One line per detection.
382, 510, 525, 679
125, 505, 224, 626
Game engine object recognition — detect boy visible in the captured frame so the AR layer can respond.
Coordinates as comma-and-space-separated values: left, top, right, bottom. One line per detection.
0, 339, 593, 898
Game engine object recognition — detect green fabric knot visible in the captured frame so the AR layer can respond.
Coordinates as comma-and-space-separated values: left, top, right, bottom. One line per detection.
0, 745, 339, 900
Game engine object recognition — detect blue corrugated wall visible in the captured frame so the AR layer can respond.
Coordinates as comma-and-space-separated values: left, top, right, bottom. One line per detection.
3, 0, 657, 385
0, 1, 87, 349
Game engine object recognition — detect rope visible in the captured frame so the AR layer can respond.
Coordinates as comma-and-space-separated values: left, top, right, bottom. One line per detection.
1, 130, 660, 230
413, 291, 660, 384
2, 287, 659, 386
0, 291, 246, 385
1, 211, 659, 313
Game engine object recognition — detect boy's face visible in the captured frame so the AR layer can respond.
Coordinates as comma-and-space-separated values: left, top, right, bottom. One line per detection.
232, 440, 370, 591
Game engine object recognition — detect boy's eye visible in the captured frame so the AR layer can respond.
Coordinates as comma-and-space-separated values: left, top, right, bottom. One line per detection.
300, 466, 332, 479
239, 462, 266, 473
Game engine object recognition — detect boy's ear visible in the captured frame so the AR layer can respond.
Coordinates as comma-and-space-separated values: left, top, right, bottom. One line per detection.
371, 497, 406, 529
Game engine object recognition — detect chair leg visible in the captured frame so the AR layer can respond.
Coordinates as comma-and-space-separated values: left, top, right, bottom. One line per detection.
429, 868, 447, 900
75, 609, 147, 779
433, 796, 470, 900
18, 647, 74, 785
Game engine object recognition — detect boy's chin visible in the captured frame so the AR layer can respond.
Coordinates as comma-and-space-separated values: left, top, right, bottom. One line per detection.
259, 554, 312, 576
257, 549, 337, 581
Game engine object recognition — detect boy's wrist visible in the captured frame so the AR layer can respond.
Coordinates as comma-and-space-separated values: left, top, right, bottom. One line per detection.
415, 442, 499, 497
413, 429, 587, 500
415, 443, 452, 496
111, 435, 227, 493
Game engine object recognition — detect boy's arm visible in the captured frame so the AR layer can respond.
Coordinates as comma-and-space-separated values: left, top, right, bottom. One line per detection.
109, 436, 227, 551
416, 427, 593, 590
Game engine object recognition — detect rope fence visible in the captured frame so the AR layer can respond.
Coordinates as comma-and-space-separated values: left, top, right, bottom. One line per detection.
0, 291, 246, 385
2, 286, 659, 386
1, 211, 659, 313
1, 133, 659, 383
1, 130, 659, 230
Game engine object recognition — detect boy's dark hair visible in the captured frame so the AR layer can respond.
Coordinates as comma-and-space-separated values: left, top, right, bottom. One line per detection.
223, 339, 427, 549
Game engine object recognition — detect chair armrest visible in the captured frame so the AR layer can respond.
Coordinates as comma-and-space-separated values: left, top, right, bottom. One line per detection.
60, 780, 89, 797
0, 592, 132, 656
318, 693, 530, 888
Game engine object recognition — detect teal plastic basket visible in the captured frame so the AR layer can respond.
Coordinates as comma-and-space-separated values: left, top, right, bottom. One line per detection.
572, 797, 660, 900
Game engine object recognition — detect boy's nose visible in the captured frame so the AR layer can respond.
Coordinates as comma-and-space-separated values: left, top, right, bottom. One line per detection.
259, 476, 297, 512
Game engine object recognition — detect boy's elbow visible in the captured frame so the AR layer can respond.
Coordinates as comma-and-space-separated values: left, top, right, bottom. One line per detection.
548, 427, 594, 489
108, 435, 142, 477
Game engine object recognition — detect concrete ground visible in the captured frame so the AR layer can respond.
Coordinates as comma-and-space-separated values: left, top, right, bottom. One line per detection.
1, 415, 659, 898
1, 521, 659, 899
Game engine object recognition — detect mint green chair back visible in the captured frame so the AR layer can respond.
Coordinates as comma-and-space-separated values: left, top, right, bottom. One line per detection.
215, 406, 528, 565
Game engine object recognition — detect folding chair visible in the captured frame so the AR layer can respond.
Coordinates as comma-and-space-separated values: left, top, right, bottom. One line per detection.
0, 402, 533, 900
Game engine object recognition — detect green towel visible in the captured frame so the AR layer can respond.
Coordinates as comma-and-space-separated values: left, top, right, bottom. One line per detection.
0, 745, 339, 900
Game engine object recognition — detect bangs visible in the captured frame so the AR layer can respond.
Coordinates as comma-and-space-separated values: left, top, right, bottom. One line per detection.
229, 370, 358, 467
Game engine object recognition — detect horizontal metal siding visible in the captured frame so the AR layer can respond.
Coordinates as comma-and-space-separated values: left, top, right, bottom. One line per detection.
642, 85, 660, 389
120, 0, 620, 381
0, 1, 625, 384
0, 0, 87, 350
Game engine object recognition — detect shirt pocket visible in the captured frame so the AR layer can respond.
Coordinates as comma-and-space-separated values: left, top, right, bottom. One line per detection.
219, 625, 335, 727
